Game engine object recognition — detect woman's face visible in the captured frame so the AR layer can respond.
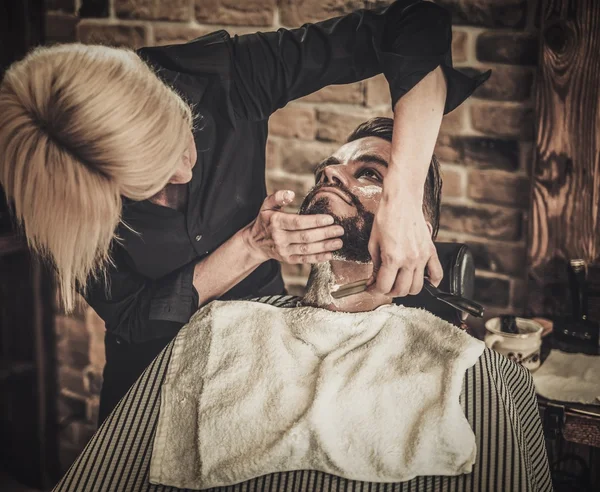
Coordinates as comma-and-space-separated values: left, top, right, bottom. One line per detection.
168, 131, 197, 185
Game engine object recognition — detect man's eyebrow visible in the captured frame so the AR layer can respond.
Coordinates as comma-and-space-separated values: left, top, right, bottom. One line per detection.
314, 156, 340, 177
355, 154, 388, 168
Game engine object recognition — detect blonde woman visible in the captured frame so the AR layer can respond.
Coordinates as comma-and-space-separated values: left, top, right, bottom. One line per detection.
0, 0, 488, 421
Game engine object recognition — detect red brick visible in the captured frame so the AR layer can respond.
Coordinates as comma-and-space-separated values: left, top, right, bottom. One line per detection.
265, 172, 314, 209
56, 337, 89, 371
365, 74, 390, 107
55, 315, 90, 369
86, 397, 100, 425
468, 170, 530, 206
474, 275, 510, 308
62, 421, 96, 449
269, 105, 317, 140
442, 167, 464, 198
476, 32, 538, 65
266, 138, 280, 171
467, 240, 527, 276
85, 307, 106, 370
452, 30, 468, 63
279, 0, 364, 26
436, 0, 527, 29
57, 392, 86, 422
460, 66, 534, 101
280, 140, 339, 174
46, 12, 78, 44
435, 135, 520, 170
317, 110, 371, 143
84, 367, 103, 395
77, 22, 149, 48
115, 0, 153, 19
440, 204, 521, 240
58, 367, 86, 396
155, 0, 192, 21
301, 82, 365, 105
470, 103, 534, 139
435, 135, 461, 162
195, 0, 276, 26
153, 25, 212, 46
439, 104, 466, 135
116, 0, 192, 22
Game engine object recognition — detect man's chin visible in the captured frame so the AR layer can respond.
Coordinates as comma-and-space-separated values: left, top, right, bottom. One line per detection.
299, 196, 330, 216
300, 196, 354, 219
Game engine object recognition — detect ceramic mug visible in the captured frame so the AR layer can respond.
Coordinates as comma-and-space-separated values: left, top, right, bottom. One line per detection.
484, 317, 544, 371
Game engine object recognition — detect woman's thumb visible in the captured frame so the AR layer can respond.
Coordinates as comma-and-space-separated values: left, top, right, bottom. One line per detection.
262, 190, 294, 210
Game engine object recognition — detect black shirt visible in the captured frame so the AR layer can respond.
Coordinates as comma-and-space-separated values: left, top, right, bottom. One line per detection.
84, 0, 489, 346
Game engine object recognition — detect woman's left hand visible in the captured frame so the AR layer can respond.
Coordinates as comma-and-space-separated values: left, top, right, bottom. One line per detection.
366, 188, 443, 297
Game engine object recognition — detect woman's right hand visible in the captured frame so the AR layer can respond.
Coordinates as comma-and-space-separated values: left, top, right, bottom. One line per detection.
242, 190, 344, 265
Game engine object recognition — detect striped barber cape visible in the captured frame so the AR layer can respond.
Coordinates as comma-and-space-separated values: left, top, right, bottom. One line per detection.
53, 295, 553, 492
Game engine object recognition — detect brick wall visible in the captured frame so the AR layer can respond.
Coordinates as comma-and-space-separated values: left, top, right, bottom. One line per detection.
46, 0, 538, 470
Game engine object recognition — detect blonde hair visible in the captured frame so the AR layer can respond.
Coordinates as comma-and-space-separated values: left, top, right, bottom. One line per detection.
0, 43, 193, 311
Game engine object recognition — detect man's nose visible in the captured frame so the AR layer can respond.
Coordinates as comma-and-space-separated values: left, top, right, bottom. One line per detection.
322, 165, 349, 187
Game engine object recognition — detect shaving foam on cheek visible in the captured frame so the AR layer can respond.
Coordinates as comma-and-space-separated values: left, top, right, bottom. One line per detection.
355, 185, 382, 199
332, 251, 371, 264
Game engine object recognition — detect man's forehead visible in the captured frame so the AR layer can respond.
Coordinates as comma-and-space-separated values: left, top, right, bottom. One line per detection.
331, 136, 391, 164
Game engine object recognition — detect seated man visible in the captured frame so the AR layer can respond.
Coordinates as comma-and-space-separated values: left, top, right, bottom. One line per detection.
52, 118, 552, 492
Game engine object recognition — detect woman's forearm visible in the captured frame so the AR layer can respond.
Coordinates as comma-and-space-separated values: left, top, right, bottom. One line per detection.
192, 225, 263, 306
191, 189, 344, 308
385, 66, 447, 200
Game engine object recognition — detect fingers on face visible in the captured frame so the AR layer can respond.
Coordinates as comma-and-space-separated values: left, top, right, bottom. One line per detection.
287, 252, 334, 264
286, 225, 344, 245
286, 238, 343, 257
273, 212, 334, 231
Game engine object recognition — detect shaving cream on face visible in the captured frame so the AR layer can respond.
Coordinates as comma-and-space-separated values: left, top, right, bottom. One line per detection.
355, 185, 382, 199
302, 262, 337, 307
332, 251, 371, 264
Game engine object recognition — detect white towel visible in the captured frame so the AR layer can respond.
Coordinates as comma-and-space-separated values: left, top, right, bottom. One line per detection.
150, 301, 484, 490
533, 349, 600, 405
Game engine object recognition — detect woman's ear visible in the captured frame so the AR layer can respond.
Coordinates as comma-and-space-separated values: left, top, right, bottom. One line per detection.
426, 221, 433, 237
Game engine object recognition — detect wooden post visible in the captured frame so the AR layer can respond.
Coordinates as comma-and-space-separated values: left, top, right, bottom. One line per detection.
528, 0, 600, 316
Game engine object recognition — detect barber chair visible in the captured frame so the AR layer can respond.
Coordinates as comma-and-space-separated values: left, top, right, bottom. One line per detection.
396, 242, 476, 327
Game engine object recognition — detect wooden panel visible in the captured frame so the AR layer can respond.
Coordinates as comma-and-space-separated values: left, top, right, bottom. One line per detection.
528, 0, 600, 316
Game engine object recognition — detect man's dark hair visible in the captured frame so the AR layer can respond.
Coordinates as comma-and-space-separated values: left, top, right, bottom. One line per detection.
346, 117, 442, 238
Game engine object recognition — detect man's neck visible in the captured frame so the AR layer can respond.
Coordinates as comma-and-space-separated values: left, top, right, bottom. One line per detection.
302, 260, 393, 312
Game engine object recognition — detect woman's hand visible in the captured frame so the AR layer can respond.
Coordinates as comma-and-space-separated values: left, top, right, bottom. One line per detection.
367, 187, 443, 297
366, 66, 447, 297
242, 190, 345, 264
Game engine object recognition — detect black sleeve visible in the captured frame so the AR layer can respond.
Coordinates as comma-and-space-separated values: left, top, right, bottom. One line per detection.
82, 246, 199, 344
227, 0, 490, 120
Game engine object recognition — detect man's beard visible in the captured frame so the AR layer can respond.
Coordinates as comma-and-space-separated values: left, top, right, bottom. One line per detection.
299, 183, 374, 263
